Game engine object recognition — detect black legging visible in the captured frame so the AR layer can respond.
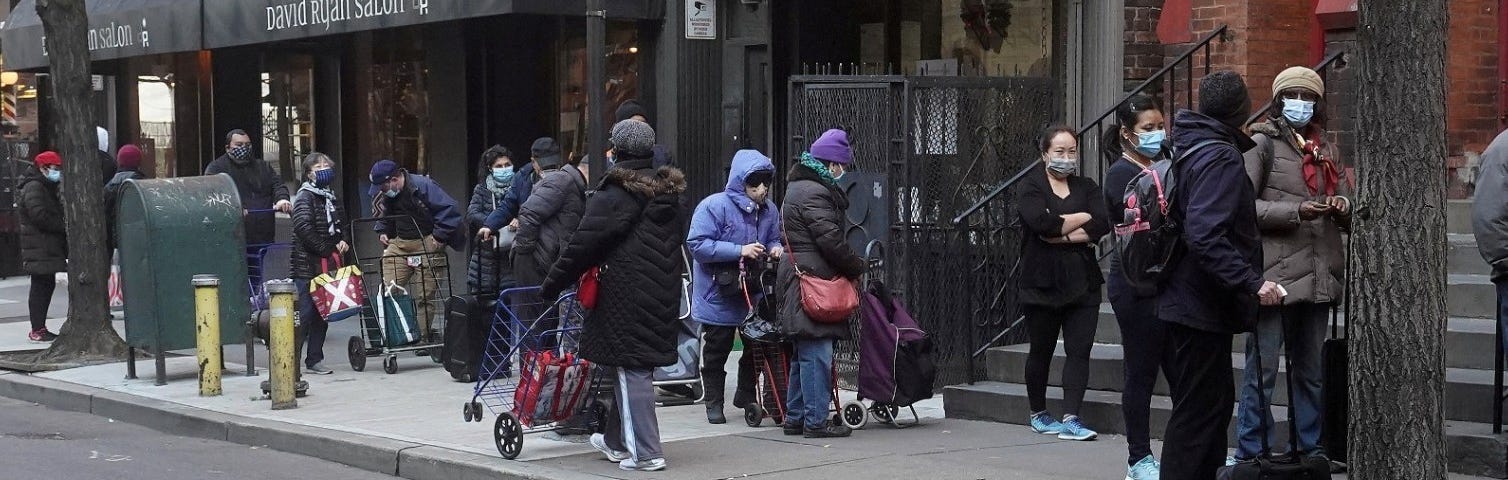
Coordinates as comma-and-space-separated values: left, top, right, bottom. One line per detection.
1023, 302, 1098, 416
29, 274, 56, 331
1110, 277, 1171, 466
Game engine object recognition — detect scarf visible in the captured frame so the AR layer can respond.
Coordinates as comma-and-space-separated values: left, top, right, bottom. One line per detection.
798, 152, 838, 186
298, 182, 339, 236
1292, 127, 1341, 197
484, 175, 510, 208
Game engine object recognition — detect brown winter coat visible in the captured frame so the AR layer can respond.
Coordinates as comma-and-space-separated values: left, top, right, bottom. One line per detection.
1243, 121, 1351, 305
777, 162, 867, 340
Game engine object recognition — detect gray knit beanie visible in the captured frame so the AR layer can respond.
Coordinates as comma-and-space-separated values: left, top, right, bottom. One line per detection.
611, 119, 656, 158
1199, 71, 1252, 128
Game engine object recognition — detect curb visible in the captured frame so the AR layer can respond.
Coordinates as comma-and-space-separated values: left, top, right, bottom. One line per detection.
0, 372, 605, 480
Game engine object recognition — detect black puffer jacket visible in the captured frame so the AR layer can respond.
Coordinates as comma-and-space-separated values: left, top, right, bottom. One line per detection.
18, 170, 67, 275
542, 159, 688, 368
776, 162, 867, 340
290, 186, 344, 280
467, 179, 514, 294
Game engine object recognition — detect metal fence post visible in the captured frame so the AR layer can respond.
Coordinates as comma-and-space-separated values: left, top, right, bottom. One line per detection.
265, 280, 298, 410
193, 275, 222, 397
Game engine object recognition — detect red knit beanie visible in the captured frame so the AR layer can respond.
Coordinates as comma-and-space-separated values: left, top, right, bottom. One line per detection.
34, 151, 61, 168
117, 144, 142, 170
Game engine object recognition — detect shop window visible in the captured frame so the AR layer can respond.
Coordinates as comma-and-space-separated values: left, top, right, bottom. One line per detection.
136, 58, 176, 179
557, 21, 641, 162
262, 55, 316, 182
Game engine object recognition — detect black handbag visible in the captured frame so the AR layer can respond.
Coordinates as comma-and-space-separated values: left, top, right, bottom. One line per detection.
1217, 321, 1332, 480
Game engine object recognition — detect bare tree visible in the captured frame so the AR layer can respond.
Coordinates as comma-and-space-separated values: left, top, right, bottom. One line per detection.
1350, 0, 1449, 477
33, 0, 128, 365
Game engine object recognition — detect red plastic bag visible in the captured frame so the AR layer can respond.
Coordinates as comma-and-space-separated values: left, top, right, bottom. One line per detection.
513, 350, 593, 428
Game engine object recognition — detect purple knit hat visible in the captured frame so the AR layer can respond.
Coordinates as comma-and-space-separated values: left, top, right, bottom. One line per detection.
809, 129, 853, 165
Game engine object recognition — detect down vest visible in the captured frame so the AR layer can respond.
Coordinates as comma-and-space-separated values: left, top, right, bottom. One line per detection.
1243, 121, 1350, 305
777, 161, 867, 340
290, 185, 345, 280
541, 159, 688, 369
17, 170, 67, 275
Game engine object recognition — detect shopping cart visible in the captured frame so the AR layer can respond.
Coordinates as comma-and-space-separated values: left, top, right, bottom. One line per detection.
345, 216, 452, 374
459, 287, 609, 460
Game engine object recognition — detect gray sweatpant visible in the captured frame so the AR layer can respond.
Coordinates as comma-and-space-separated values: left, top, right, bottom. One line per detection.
603, 367, 663, 461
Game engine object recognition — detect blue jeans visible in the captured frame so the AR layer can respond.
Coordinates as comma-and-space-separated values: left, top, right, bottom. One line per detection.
784, 338, 834, 429
292, 278, 329, 369
1234, 302, 1329, 458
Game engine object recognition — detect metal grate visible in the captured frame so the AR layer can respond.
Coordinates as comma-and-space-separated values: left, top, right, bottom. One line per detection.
788, 75, 1058, 388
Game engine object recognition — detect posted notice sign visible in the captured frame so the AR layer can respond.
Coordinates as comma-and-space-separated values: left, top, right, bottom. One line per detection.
685, 0, 716, 40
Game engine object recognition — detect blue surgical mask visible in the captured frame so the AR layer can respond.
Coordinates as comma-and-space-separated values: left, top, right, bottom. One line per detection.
1134, 130, 1166, 158
384, 189, 399, 198
44, 168, 61, 183
313, 168, 334, 187
491, 167, 515, 184
1282, 98, 1316, 128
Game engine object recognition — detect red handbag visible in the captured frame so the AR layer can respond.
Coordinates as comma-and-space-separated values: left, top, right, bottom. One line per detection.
578, 266, 601, 309
781, 225, 859, 324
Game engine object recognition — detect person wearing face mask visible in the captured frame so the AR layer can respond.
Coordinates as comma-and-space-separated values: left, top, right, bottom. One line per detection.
205, 129, 292, 284
1015, 126, 1110, 442
1229, 66, 1350, 468
1099, 94, 1170, 479
775, 129, 867, 439
18, 151, 67, 343
369, 159, 465, 343
686, 149, 784, 424
291, 152, 348, 375
466, 145, 517, 295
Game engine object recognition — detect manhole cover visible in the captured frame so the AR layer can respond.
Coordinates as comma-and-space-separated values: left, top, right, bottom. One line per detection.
1, 432, 67, 440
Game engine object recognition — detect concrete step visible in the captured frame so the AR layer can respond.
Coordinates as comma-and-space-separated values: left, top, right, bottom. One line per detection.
942, 381, 1291, 443
1453, 233, 1492, 276
1451, 199, 1475, 235
984, 341, 1508, 423
984, 342, 1291, 406
1452, 274, 1496, 319
1448, 420, 1508, 478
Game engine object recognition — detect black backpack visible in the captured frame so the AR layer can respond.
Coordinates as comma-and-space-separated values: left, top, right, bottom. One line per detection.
1113, 139, 1233, 294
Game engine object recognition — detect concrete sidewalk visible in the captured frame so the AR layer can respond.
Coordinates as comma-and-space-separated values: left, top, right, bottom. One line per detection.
0, 295, 1484, 479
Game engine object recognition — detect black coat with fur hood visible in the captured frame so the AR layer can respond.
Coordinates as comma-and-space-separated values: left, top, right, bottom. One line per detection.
542, 158, 689, 368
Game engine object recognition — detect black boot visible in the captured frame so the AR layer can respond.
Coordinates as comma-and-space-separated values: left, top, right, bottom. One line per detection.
731, 389, 755, 410
706, 402, 727, 424
782, 421, 804, 436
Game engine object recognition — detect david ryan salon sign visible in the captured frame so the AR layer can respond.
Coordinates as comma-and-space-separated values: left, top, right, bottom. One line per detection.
265, 0, 430, 31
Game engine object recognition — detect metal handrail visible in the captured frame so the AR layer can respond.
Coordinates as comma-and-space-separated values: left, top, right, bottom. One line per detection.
1243, 51, 1350, 127
951, 25, 1231, 228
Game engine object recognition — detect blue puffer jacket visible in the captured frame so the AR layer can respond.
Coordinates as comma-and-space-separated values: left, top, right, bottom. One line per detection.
687, 150, 783, 327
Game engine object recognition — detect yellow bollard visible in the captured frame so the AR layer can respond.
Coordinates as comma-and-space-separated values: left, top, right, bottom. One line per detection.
192, 275, 222, 397
265, 280, 298, 410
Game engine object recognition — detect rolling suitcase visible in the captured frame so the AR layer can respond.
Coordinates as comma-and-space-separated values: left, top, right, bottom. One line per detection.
442, 293, 495, 382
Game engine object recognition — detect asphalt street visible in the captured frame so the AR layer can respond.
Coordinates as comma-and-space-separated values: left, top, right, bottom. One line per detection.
0, 396, 397, 480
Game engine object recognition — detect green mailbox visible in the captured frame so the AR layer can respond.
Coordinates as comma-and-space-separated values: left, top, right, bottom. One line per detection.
118, 175, 250, 385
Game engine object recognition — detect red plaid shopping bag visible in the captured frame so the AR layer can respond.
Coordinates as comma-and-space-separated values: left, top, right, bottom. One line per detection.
513, 350, 593, 428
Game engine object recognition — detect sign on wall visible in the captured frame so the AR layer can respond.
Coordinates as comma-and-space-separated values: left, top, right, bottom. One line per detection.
685, 0, 715, 40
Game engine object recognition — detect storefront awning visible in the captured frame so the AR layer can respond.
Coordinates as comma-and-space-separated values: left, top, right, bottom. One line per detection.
202, 0, 661, 49
1, 0, 204, 71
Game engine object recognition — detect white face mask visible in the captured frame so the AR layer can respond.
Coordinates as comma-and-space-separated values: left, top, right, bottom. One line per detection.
1046, 155, 1077, 177
828, 163, 847, 180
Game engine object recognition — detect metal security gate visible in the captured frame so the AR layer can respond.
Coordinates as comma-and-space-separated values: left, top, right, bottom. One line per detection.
787, 75, 1060, 388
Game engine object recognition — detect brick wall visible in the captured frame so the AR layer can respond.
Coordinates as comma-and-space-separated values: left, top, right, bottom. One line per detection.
1446, 0, 1501, 197
1125, 0, 1165, 86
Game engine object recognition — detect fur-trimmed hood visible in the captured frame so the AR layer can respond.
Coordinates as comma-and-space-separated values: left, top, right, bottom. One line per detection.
605, 160, 688, 198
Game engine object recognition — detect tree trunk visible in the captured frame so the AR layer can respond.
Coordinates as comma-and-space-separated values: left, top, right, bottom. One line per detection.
1351, 0, 1449, 477
35, 0, 128, 364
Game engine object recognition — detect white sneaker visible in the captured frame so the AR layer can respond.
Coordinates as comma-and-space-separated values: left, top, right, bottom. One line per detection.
589, 433, 628, 462
619, 457, 667, 472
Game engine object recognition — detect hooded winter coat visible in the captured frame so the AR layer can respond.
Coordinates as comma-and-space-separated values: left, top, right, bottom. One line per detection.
1156, 110, 1264, 334
205, 153, 289, 246
18, 170, 67, 275
1474, 130, 1508, 281
290, 184, 345, 280
514, 164, 588, 282
541, 158, 689, 368
777, 161, 867, 340
1244, 120, 1350, 305
687, 150, 783, 327
467, 176, 515, 294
